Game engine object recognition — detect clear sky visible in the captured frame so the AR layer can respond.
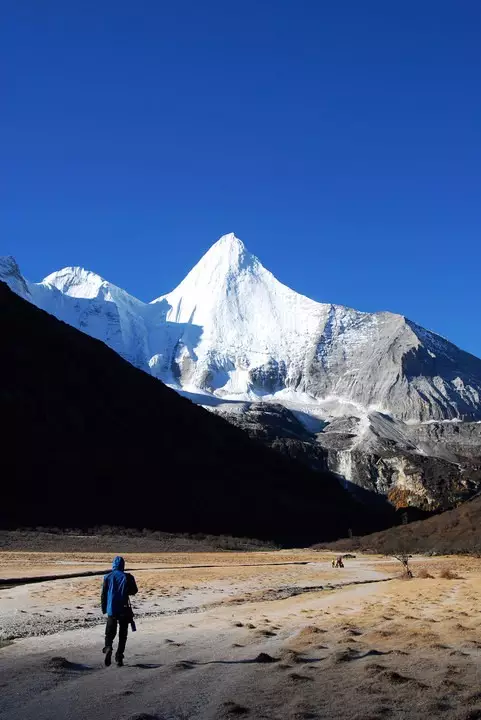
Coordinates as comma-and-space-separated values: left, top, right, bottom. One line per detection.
2, 1, 480, 355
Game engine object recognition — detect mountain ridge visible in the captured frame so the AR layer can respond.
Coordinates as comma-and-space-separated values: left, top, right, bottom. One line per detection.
3, 234, 480, 423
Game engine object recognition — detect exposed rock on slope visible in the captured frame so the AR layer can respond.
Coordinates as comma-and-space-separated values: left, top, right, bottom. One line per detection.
208, 403, 481, 511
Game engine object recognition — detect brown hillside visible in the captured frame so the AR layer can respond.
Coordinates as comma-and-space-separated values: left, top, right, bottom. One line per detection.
323, 493, 481, 554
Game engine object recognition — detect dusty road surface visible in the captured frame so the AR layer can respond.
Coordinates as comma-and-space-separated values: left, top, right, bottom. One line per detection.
1, 551, 481, 720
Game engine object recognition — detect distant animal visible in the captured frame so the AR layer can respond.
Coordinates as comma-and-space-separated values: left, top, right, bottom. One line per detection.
335, 556, 344, 568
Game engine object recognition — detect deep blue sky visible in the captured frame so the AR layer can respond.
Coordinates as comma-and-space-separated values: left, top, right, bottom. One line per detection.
2, 1, 480, 355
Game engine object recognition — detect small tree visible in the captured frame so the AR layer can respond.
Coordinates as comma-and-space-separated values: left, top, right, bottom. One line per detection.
392, 552, 413, 578
385, 532, 414, 578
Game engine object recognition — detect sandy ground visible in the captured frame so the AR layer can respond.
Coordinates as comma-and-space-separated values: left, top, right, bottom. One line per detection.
1, 552, 481, 720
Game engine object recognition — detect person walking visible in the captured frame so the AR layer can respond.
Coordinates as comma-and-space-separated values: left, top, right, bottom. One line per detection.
101, 556, 138, 667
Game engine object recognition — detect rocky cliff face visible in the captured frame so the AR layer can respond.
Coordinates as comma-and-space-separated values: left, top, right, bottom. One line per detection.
207, 402, 481, 511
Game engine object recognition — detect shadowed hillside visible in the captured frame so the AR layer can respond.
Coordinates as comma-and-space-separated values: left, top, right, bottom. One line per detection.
0, 282, 386, 545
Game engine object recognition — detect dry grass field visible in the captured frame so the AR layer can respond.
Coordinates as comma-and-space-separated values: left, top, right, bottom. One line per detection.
2, 551, 481, 720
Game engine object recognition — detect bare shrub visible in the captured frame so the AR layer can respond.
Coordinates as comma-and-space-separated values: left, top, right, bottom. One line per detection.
439, 567, 459, 580
417, 568, 434, 579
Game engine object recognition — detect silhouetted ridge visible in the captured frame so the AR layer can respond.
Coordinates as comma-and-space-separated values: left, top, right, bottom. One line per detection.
0, 282, 373, 545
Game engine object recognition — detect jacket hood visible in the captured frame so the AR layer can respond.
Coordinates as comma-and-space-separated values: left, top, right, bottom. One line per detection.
112, 556, 125, 571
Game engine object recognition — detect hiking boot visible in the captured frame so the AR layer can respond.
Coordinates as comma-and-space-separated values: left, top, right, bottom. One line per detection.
103, 646, 113, 667
115, 654, 124, 667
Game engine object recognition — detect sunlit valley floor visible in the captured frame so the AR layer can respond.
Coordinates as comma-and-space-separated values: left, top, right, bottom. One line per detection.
2, 550, 481, 720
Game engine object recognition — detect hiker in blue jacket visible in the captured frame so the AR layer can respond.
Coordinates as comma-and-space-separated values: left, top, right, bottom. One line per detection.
101, 556, 138, 667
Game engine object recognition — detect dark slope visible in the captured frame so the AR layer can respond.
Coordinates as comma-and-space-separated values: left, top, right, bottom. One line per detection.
0, 282, 377, 545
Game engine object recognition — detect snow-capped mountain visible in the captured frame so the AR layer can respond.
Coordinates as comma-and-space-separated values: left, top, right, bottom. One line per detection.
4, 233, 481, 510
29, 266, 166, 373
3, 233, 481, 425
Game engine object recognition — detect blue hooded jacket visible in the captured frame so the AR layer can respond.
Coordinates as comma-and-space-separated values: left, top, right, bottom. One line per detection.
101, 556, 138, 616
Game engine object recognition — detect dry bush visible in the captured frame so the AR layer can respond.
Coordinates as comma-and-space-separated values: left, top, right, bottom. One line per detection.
418, 568, 434, 579
439, 567, 459, 580
390, 552, 413, 578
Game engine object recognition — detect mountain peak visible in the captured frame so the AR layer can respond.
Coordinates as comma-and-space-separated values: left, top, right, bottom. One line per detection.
152, 233, 260, 307
213, 232, 245, 250
42, 266, 107, 299
202, 232, 251, 270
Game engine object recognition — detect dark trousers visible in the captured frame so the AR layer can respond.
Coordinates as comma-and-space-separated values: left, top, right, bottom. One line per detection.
105, 615, 129, 657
